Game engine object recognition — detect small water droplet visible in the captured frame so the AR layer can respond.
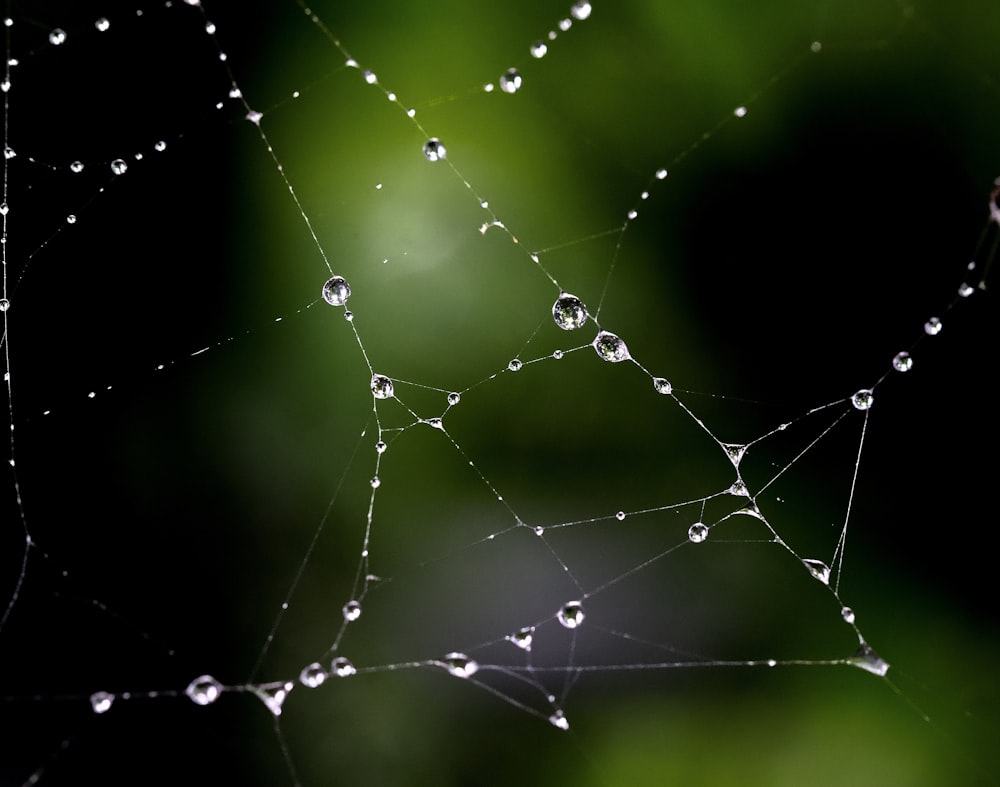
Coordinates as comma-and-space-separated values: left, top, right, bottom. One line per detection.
442, 652, 478, 678
627, 208, 638, 220
154, 140, 167, 152
322, 275, 351, 306
205, 21, 216, 34
375, 440, 387, 454
370, 475, 381, 488
70, 160, 84, 173
592, 331, 629, 362
571, 1, 592, 20
851, 389, 874, 410
552, 293, 588, 330
767, 658, 778, 667
4, 147, 15, 160
246, 109, 262, 124
0, 79, 9, 93
254, 681, 294, 716
371, 374, 394, 399
549, 710, 570, 730
344, 310, 353, 321
892, 352, 912, 372
534, 525, 545, 536
651, 377, 672, 395
508, 358, 523, 372
851, 643, 889, 676
343, 600, 362, 622
810, 40, 822, 53
0, 299, 9, 312
299, 662, 326, 688
958, 282, 974, 297
924, 316, 942, 335
688, 522, 708, 543
332, 656, 357, 677
447, 392, 461, 406
558, 18, 572, 31
110, 159, 128, 175
552, 349, 564, 360
362, 69, 377, 84
557, 600, 585, 629
66, 214, 76, 224
841, 606, 856, 624
185, 674, 223, 706
49, 28, 67, 45
615, 510, 626, 521
734, 105, 747, 117
423, 138, 446, 162
95, 17, 110, 31
90, 691, 114, 714
508, 626, 534, 651
426, 418, 443, 430
802, 559, 831, 584
728, 480, 748, 496
499, 68, 522, 94
530, 40, 548, 58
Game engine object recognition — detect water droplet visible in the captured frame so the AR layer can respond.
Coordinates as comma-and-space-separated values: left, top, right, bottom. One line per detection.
558, 17, 572, 31
508, 626, 534, 651
254, 681, 293, 716
728, 480, 748, 497
0, 79, 9, 93
110, 159, 128, 175
508, 358, 523, 372
924, 316, 942, 335
810, 40, 822, 53
332, 656, 357, 677
651, 377, 672, 395
851, 389, 874, 410
688, 522, 708, 543
552, 293, 588, 330
0, 203, 7, 216
548, 710, 570, 730
299, 662, 327, 688
185, 674, 223, 706
767, 658, 777, 667
246, 109, 262, 125
499, 68, 522, 94
841, 606, 856, 624
70, 160, 84, 173
205, 22, 216, 34
734, 105, 747, 117
958, 282, 974, 297
344, 310, 354, 321
320, 275, 351, 306
49, 28, 67, 45
90, 691, 114, 714
0, 299, 9, 312
375, 440, 387, 454
66, 215, 76, 224
557, 600, 585, 629
615, 510, 626, 521
592, 331, 629, 362
627, 209, 638, 220
4, 147, 15, 160
851, 643, 889, 676
530, 40, 548, 58
447, 392, 461, 406
154, 140, 167, 152
342, 600, 362, 622
371, 374, 394, 399
892, 352, 912, 372
426, 417, 443, 430
370, 475, 381, 488
95, 17, 110, 31
723, 443, 746, 467
571, 1, 592, 20
423, 138, 446, 162
442, 652, 478, 678
802, 559, 831, 584
552, 349, 564, 360
363, 69, 377, 84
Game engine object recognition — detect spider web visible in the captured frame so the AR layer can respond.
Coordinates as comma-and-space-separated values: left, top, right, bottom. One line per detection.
2, 1, 999, 785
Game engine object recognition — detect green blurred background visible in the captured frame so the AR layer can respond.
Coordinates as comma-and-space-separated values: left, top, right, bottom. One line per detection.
4, 1, 999, 785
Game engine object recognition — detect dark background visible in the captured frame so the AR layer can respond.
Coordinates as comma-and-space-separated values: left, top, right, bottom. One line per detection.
1, 1, 998, 785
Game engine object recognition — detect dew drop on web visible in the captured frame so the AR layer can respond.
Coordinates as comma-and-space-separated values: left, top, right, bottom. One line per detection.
371, 374, 394, 399
557, 600, 585, 629
688, 522, 708, 543
552, 293, 588, 330
592, 330, 629, 362
321, 275, 351, 306
185, 674, 223, 706
423, 138, 446, 162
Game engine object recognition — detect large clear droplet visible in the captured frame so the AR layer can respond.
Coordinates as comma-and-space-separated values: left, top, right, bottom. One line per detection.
653, 377, 672, 394
892, 352, 912, 372
447, 392, 461, 406
343, 600, 362, 622
185, 674, 223, 706
90, 691, 114, 714
508, 626, 534, 651
371, 374, 394, 399
110, 159, 128, 175
802, 559, 831, 585
851, 643, 889, 676
530, 40, 548, 58
49, 28, 67, 45
592, 331, 629, 362
508, 358, 523, 372
571, 1, 592, 20
499, 68, 522, 94
70, 160, 84, 173
332, 656, 357, 677
557, 600, 585, 629
321, 275, 351, 306
688, 522, 709, 543
299, 662, 327, 688
442, 652, 478, 678
924, 317, 942, 336
552, 293, 588, 330
254, 681, 294, 716
423, 138, 446, 162
851, 389, 874, 410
